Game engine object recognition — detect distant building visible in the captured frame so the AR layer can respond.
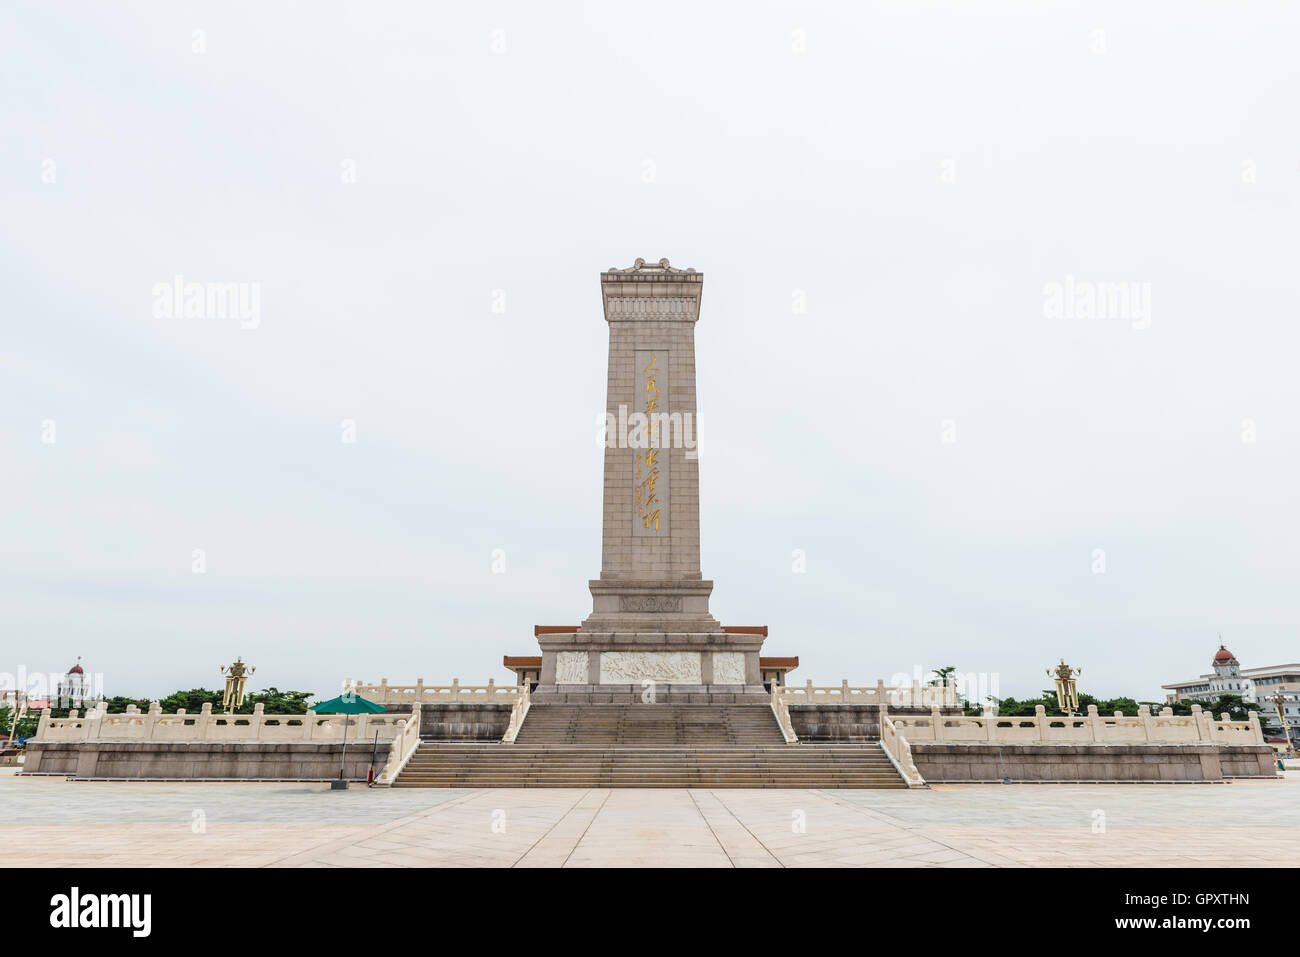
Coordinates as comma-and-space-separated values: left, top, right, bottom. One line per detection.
55, 658, 91, 708
1162, 644, 1300, 736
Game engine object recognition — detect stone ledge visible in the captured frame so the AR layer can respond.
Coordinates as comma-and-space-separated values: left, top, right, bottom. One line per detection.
385, 703, 512, 713
31, 741, 374, 754
530, 691, 770, 705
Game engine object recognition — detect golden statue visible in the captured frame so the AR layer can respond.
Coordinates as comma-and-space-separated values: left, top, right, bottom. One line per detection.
1267, 691, 1293, 755
221, 657, 255, 713
1047, 658, 1082, 714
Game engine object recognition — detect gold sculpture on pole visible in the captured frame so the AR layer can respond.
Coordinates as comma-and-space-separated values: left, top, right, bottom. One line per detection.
1047, 659, 1082, 714
220, 657, 255, 713
1267, 691, 1293, 756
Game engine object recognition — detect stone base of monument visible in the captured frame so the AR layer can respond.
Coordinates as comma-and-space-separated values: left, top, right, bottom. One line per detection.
534, 628, 769, 704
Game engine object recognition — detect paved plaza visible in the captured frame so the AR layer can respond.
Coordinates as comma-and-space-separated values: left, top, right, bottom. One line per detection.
5, 768, 1297, 867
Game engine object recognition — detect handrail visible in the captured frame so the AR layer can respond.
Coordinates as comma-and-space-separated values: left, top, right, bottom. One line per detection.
34, 701, 412, 745
771, 683, 798, 744
776, 679, 959, 708
374, 707, 422, 786
878, 707, 925, 787
501, 682, 531, 744
889, 703, 1266, 747
348, 678, 521, 705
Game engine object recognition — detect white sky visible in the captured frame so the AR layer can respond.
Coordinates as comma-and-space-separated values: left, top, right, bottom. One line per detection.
2, 1, 1297, 701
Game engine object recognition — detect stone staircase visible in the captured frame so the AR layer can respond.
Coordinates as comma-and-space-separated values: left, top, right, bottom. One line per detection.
394, 704, 907, 788
514, 703, 787, 746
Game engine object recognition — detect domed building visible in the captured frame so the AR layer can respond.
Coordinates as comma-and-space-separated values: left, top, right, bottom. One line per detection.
56, 658, 90, 708
1163, 642, 1300, 738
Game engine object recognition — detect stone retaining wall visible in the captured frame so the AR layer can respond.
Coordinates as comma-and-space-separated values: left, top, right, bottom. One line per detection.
789, 705, 962, 742
385, 703, 513, 741
911, 743, 1278, 782
24, 741, 392, 781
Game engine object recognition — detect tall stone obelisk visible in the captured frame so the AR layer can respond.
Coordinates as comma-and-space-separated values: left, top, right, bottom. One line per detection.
534, 259, 767, 703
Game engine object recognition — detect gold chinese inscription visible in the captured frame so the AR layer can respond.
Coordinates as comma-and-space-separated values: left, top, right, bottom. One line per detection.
633, 349, 669, 536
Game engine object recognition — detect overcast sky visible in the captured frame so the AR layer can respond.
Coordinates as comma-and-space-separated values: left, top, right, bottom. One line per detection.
3, 1, 1297, 702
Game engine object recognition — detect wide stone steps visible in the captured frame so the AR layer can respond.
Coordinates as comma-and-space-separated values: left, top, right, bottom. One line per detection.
394, 744, 906, 788
394, 704, 906, 787
513, 703, 788, 747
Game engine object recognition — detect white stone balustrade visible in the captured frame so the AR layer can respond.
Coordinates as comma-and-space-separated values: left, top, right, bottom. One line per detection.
878, 709, 925, 787
348, 679, 520, 705
777, 679, 959, 708
501, 682, 531, 744
770, 683, 799, 744
34, 701, 414, 745
890, 703, 1265, 747
375, 705, 423, 785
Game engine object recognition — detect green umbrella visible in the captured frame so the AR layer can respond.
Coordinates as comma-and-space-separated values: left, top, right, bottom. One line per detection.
312, 693, 387, 789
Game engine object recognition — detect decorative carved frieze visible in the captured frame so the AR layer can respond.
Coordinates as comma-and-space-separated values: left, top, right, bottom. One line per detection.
599, 651, 702, 684
555, 651, 590, 684
712, 652, 746, 685
604, 297, 698, 321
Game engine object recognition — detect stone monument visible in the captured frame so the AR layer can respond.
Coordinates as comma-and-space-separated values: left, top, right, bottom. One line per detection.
534, 259, 768, 702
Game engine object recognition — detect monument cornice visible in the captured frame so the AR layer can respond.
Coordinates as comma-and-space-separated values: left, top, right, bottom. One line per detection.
537, 632, 765, 653
600, 257, 701, 280
600, 259, 704, 323
588, 579, 714, 596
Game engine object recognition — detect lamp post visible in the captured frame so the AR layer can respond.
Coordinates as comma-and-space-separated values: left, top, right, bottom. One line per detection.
1047, 659, 1082, 716
1266, 691, 1293, 756
220, 657, 255, 714
3, 691, 26, 746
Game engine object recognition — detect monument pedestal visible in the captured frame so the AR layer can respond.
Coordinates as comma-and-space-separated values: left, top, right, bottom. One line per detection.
534, 626, 768, 704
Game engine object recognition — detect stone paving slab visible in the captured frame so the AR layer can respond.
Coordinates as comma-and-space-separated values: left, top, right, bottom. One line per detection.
4, 770, 1297, 867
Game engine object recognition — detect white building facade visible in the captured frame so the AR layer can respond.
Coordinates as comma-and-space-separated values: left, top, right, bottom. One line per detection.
55, 659, 91, 709
1163, 645, 1300, 738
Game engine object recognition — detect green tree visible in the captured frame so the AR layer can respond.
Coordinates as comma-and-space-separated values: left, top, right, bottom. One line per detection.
13, 712, 39, 741
1197, 693, 1258, 722
158, 688, 224, 712
930, 666, 957, 687
242, 688, 314, 714
103, 695, 151, 713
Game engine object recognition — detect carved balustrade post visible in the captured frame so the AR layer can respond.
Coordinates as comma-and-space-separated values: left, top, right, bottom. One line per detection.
1248, 711, 1264, 745
1188, 703, 1202, 740
86, 704, 104, 741
145, 700, 161, 740
1139, 704, 1155, 743
197, 701, 213, 741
